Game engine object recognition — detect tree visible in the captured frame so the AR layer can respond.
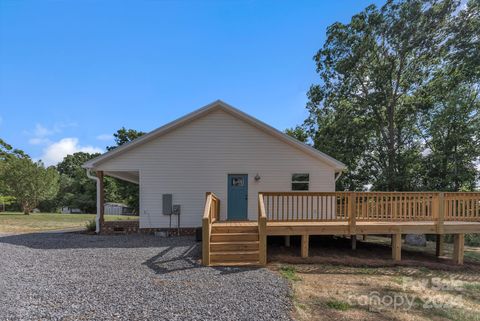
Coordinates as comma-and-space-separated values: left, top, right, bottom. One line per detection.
53, 152, 123, 213
107, 127, 146, 151
304, 0, 460, 191
1, 157, 59, 214
285, 126, 309, 143
105, 127, 146, 213
420, 85, 480, 191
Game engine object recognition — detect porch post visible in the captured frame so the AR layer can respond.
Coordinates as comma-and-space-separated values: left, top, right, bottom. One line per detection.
98, 171, 105, 230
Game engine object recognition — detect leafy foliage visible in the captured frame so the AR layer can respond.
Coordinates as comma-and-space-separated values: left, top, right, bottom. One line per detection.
301, 0, 479, 191
1, 157, 59, 214
107, 127, 146, 151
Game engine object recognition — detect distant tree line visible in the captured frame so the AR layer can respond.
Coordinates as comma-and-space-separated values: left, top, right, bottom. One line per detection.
286, 0, 480, 192
0, 128, 144, 214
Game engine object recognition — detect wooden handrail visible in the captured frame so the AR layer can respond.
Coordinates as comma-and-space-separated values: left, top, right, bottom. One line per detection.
202, 192, 221, 266
258, 193, 267, 265
259, 191, 480, 223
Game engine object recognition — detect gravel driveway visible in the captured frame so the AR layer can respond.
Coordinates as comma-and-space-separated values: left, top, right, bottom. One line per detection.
0, 233, 291, 321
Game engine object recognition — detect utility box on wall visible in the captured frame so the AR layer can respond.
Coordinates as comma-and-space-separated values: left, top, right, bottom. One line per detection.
162, 194, 172, 215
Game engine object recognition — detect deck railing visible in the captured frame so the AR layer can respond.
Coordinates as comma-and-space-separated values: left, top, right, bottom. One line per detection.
259, 191, 480, 223
202, 192, 220, 266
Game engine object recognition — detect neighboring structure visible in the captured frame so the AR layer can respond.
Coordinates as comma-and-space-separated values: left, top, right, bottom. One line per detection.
61, 207, 83, 214
83, 100, 480, 266
104, 202, 134, 215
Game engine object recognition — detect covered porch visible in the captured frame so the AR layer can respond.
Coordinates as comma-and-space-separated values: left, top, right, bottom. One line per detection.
88, 170, 139, 233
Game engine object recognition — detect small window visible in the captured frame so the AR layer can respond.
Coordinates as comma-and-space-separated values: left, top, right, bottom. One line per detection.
232, 177, 244, 187
292, 173, 309, 191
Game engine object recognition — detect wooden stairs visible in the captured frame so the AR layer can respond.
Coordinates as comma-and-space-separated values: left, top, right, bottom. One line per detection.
208, 222, 260, 266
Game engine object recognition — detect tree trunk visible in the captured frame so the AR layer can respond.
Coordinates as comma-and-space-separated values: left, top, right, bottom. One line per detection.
22, 203, 30, 215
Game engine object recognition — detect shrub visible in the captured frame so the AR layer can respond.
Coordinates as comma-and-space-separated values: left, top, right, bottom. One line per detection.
85, 219, 96, 232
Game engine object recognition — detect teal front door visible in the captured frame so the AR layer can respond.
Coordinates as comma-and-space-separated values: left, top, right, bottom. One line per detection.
227, 174, 248, 220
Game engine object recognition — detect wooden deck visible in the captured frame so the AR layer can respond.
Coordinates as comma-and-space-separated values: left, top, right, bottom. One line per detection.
202, 192, 480, 266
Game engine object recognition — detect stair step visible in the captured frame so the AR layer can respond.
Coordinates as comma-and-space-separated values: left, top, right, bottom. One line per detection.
211, 233, 259, 242
210, 241, 259, 252
209, 261, 261, 267
211, 225, 258, 233
210, 251, 259, 262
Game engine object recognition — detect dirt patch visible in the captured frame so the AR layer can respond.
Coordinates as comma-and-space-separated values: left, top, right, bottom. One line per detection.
268, 236, 480, 321
268, 236, 480, 272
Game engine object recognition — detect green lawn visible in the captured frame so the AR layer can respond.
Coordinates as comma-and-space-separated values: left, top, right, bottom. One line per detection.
0, 212, 138, 233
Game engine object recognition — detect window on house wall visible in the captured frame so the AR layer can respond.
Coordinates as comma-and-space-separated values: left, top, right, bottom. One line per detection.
292, 173, 309, 191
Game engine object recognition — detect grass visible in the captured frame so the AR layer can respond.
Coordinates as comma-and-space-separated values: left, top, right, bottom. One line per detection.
325, 299, 351, 311
0, 212, 138, 233
269, 236, 480, 321
279, 264, 480, 321
280, 265, 302, 281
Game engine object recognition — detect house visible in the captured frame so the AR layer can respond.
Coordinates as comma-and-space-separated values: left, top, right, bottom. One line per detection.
83, 100, 345, 228
83, 100, 480, 266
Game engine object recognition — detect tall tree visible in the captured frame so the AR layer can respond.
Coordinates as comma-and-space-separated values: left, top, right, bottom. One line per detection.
106, 127, 146, 213
418, 0, 480, 191
304, 0, 460, 190
107, 127, 146, 151
420, 85, 480, 190
1, 158, 59, 214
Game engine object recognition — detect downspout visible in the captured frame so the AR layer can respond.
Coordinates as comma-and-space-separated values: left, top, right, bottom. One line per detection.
335, 170, 343, 182
86, 169, 101, 234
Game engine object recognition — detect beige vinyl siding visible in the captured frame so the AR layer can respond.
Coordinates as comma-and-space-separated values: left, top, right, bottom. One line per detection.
96, 109, 336, 228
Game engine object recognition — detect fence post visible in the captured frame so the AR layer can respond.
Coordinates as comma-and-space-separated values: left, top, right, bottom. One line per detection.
437, 192, 445, 235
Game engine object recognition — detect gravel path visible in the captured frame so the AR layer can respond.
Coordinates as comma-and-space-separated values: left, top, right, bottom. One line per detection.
0, 233, 291, 321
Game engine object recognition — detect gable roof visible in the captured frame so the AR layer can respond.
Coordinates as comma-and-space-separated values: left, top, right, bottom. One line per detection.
82, 100, 346, 171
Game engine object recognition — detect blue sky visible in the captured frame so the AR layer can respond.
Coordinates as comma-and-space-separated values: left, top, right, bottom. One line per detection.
0, 0, 384, 166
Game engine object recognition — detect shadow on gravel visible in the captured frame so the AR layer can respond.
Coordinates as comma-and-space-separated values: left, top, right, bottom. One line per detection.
142, 242, 261, 275
0, 232, 197, 250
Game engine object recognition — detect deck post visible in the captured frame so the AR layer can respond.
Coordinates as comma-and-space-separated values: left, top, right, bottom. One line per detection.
301, 234, 309, 258
351, 235, 357, 250
392, 233, 402, 262
453, 234, 465, 265
98, 171, 105, 230
284, 236, 291, 247
436, 235, 444, 257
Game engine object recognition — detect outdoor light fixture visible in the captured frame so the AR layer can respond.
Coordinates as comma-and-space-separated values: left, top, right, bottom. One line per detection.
254, 173, 261, 181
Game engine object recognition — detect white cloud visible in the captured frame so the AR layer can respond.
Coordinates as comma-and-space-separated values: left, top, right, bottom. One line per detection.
96, 134, 113, 141
27, 122, 78, 145
29, 137, 51, 145
40, 138, 103, 166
